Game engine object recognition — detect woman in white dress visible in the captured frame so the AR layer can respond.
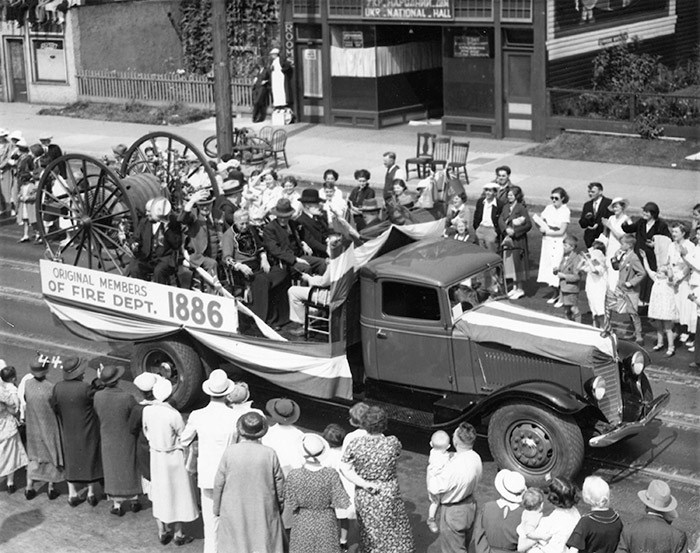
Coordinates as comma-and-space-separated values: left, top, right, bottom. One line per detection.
269, 48, 287, 108
667, 221, 696, 347
581, 235, 609, 328
601, 197, 631, 290
641, 235, 678, 357
536, 187, 570, 302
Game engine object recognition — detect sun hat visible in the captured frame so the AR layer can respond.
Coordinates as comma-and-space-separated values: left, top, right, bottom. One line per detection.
9, 131, 22, 141
0, 129, 8, 137
270, 48, 280, 55
359, 198, 381, 212
202, 369, 236, 397
237, 411, 269, 440
593, 234, 609, 248
482, 182, 499, 190
133, 372, 159, 392
608, 197, 628, 210
217, 159, 240, 172
271, 198, 295, 218
153, 378, 173, 402
150, 197, 172, 220
16, 139, 28, 149
266, 397, 301, 425
302, 433, 327, 459
637, 480, 678, 513
300, 188, 323, 204
99, 365, 125, 386
60, 357, 84, 380
221, 180, 244, 195
38, 132, 53, 140
226, 381, 250, 404
494, 469, 526, 503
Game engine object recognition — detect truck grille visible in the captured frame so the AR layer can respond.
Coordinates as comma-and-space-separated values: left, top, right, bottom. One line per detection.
593, 361, 622, 425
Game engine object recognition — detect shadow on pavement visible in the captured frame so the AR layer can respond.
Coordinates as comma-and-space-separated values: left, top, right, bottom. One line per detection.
0, 508, 45, 545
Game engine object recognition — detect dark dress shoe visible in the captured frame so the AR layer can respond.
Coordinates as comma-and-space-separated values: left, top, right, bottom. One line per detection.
87, 495, 99, 507
159, 532, 173, 546
47, 488, 60, 500
68, 495, 86, 507
110, 504, 125, 517
25, 489, 37, 500
7, 484, 16, 495
131, 500, 142, 513
174, 535, 194, 546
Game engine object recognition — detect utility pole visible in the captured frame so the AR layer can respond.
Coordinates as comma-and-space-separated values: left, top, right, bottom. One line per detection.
211, 0, 233, 157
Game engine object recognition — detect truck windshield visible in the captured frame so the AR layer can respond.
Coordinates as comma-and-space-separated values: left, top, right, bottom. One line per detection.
448, 266, 505, 320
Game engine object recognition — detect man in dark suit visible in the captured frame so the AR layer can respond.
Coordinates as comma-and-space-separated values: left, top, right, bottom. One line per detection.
616, 480, 687, 553
295, 188, 330, 258
473, 182, 501, 252
128, 196, 183, 284
578, 182, 612, 248
251, 61, 270, 123
179, 189, 222, 291
39, 133, 66, 178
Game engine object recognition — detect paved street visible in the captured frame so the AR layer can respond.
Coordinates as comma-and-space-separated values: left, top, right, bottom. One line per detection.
0, 104, 699, 551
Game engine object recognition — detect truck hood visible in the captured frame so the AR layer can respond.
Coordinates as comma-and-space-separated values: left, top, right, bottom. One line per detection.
454, 300, 615, 367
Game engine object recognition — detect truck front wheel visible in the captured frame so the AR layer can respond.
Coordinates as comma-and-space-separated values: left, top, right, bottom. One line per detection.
487, 402, 584, 484
132, 339, 203, 410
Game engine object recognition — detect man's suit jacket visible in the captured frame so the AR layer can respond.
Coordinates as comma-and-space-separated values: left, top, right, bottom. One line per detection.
296, 212, 329, 258
579, 195, 612, 248
622, 217, 671, 271
263, 218, 304, 266
473, 196, 501, 232
44, 143, 66, 178
616, 513, 686, 553
133, 215, 182, 264
616, 250, 645, 292
179, 210, 220, 269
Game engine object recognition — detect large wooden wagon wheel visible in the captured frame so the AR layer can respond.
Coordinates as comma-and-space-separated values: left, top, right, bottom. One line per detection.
120, 131, 219, 211
36, 154, 138, 275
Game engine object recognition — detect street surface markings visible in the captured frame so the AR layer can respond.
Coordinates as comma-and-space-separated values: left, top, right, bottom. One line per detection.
467, 157, 497, 165
0, 328, 127, 362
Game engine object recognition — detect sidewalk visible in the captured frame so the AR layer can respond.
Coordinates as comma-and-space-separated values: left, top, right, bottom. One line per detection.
1, 103, 697, 217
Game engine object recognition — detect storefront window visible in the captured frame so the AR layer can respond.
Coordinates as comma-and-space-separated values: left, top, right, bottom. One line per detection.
329, 0, 362, 17
454, 0, 494, 20
501, 0, 532, 22
293, 0, 320, 17
32, 39, 67, 83
553, 0, 668, 35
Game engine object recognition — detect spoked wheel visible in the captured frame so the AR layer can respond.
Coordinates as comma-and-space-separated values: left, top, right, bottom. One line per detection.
36, 154, 137, 275
121, 131, 219, 210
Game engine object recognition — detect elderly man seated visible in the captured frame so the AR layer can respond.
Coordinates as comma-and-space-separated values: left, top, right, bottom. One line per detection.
179, 189, 222, 292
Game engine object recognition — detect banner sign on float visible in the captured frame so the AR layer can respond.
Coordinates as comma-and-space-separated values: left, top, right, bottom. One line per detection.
39, 259, 238, 333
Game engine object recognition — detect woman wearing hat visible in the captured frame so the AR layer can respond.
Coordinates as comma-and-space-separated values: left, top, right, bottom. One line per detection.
128, 373, 160, 498
601, 197, 632, 290
213, 411, 285, 553
50, 357, 103, 506
0, 366, 28, 494
473, 469, 526, 552
93, 365, 142, 515
286, 433, 349, 553
340, 405, 415, 553
23, 358, 64, 500
143, 379, 199, 546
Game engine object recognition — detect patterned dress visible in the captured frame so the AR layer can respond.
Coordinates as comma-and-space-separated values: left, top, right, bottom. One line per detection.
341, 434, 415, 553
285, 466, 349, 553
0, 383, 28, 478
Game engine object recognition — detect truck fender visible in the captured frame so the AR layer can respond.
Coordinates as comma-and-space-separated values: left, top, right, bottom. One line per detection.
616, 338, 651, 364
432, 380, 591, 430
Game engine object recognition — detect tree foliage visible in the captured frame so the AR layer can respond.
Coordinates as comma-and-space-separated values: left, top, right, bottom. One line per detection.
179, 0, 280, 78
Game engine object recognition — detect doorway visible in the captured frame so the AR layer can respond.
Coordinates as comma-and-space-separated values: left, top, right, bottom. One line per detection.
5, 38, 28, 102
503, 50, 532, 138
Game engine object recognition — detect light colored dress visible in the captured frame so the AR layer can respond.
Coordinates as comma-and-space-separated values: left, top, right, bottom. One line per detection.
583, 249, 608, 316
668, 239, 697, 332
648, 271, 679, 322
537, 204, 571, 286
0, 382, 28, 478
605, 214, 631, 289
530, 506, 581, 553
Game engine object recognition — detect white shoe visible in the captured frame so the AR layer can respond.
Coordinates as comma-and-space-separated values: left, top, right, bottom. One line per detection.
510, 289, 525, 300
679, 333, 689, 343
553, 301, 564, 308
546, 297, 557, 304
507, 288, 517, 298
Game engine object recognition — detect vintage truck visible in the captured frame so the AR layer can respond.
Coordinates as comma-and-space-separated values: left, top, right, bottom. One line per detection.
40, 218, 669, 483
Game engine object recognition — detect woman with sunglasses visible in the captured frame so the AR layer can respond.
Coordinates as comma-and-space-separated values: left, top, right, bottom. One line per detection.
536, 187, 571, 305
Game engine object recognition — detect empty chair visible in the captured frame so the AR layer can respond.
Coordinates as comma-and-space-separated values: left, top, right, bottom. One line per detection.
270, 129, 289, 168
431, 137, 451, 171
258, 126, 274, 143
405, 132, 436, 180
447, 141, 470, 185
303, 286, 331, 341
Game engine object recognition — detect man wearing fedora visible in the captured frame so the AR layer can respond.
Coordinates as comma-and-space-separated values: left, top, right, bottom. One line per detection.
181, 370, 242, 553
50, 357, 103, 507
296, 188, 331, 258
38, 132, 66, 178
616, 480, 687, 553
213, 411, 286, 553
579, 182, 612, 249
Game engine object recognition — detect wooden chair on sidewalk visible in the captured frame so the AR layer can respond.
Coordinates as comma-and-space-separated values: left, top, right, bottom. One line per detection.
258, 126, 274, 143
448, 141, 470, 185
431, 136, 451, 171
405, 132, 436, 180
270, 129, 289, 168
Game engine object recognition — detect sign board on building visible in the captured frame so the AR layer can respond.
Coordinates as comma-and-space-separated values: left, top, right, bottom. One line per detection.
363, 0, 453, 20
342, 31, 364, 48
454, 34, 490, 58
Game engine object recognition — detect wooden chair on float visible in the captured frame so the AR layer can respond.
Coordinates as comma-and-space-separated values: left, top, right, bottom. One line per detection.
405, 132, 436, 180
431, 136, 452, 171
270, 129, 289, 168
302, 286, 331, 341
448, 141, 470, 185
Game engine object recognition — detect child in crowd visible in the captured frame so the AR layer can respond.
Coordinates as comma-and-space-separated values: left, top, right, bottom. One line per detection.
603, 235, 645, 343
566, 476, 622, 553
322, 423, 352, 550
640, 236, 678, 357
448, 217, 471, 242
426, 430, 452, 533
516, 487, 549, 551
554, 234, 583, 323
581, 235, 608, 328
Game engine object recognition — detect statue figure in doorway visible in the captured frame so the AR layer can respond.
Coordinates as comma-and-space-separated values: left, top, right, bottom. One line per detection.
268, 48, 294, 110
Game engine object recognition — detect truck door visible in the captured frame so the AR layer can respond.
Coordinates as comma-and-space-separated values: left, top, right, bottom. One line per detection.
372, 280, 456, 391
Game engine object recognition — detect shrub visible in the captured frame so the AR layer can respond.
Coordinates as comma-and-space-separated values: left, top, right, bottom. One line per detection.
634, 112, 664, 140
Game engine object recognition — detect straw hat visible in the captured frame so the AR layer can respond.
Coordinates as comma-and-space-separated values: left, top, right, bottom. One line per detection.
221, 180, 244, 195
302, 433, 327, 459
38, 132, 53, 140
133, 372, 159, 392
0, 129, 8, 137
202, 369, 236, 397
494, 470, 526, 503
153, 379, 173, 402
359, 198, 381, 212
608, 197, 628, 210
150, 197, 172, 220
226, 382, 250, 404
637, 480, 678, 513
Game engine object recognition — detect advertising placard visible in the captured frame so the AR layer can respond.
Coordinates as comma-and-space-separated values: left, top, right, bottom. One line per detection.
454, 34, 490, 58
363, 0, 452, 20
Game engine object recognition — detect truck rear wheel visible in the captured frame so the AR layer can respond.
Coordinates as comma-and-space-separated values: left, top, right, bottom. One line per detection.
132, 339, 203, 410
487, 402, 583, 484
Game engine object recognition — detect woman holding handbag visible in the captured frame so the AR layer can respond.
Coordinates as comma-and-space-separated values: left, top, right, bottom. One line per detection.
498, 186, 532, 299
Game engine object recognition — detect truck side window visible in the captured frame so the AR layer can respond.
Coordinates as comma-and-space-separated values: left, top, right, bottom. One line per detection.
382, 282, 441, 321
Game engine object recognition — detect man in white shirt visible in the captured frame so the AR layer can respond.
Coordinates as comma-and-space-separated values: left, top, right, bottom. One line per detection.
382, 151, 407, 201
180, 370, 241, 553
427, 422, 483, 553
473, 183, 501, 252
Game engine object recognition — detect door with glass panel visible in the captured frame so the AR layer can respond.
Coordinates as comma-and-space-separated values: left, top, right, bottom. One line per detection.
503, 51, 532, 138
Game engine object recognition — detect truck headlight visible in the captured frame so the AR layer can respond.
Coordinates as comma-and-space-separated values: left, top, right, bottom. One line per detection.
631, 352, 645, 375
591, 376, 606, 400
